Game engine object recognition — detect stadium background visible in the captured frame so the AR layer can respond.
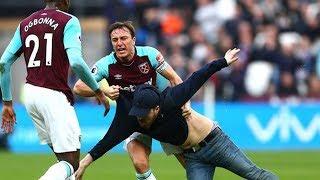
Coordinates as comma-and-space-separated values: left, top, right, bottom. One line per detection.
1, 0, 320, 179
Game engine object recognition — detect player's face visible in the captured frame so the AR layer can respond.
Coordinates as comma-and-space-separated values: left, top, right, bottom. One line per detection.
110, 27, 136, 62
137, 106, 160, 129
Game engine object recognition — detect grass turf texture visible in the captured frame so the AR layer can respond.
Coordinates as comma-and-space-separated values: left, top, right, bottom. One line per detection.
0, 151, 319, 179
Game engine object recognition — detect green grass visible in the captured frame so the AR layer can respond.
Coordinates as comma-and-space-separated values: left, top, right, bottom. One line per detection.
0, 151, 319, 179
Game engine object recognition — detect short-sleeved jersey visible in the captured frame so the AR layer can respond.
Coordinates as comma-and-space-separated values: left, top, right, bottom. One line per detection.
91, 46, 169, 95
12, 9, 82, 105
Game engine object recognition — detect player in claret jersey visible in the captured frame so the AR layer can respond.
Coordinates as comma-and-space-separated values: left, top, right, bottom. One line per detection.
0, 0, 109, 179
73, 21, 187, 180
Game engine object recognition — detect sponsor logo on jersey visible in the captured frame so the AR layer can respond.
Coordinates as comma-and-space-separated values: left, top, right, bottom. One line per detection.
77, 33, 81, 43
120, 79, 152, 92
114, 74, 122, 80
138, 62, 150, 74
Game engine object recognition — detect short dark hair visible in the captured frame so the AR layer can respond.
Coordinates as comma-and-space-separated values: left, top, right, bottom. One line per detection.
108, 21, 135, 39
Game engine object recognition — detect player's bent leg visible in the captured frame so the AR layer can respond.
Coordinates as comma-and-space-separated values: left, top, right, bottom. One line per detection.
126, 133, 156, 180
127, 139, 151, 173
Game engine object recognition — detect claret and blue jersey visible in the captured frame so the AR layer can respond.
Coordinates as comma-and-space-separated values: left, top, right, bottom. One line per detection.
88, 46, 172, 160
0, 8, 86, 104
91, 46, 169, 94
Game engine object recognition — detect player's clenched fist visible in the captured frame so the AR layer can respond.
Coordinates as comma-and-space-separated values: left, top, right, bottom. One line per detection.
105, 85, 121, 100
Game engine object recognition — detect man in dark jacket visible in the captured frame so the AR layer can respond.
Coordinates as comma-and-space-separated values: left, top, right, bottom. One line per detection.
128, 48, 278, 180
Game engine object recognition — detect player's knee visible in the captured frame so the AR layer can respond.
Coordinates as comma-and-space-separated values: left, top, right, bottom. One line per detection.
132, 158, 149, 173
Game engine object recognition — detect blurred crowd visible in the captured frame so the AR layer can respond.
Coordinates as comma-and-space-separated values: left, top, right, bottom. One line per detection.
103, 0, 320, 103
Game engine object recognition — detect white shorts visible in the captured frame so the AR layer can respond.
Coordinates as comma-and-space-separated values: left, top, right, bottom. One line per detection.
124, 132, 183, 155
23, 83, 81, 153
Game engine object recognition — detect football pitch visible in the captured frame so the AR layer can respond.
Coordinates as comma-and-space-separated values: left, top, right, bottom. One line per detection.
0, 151, 319, 180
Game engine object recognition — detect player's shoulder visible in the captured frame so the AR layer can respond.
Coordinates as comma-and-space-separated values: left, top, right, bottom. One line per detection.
55, 10, 79, 23
136, 46, 160, 57
96, 52, 117, 66
21, 9, 78, 25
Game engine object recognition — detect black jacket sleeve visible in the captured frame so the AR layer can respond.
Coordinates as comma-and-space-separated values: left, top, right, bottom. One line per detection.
164, 58, 228, 110
89, 97, 137, 161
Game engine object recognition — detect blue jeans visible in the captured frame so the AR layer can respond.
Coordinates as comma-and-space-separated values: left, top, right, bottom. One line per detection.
183, 128, 278, 180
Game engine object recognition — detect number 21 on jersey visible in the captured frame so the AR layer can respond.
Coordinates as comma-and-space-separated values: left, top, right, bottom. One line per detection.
25, 33, 53, 68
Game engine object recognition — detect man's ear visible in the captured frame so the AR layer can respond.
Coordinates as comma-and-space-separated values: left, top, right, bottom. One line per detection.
132, 37, 136, 45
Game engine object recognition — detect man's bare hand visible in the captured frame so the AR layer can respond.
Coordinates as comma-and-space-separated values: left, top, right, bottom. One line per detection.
105, 85, 120, 100
75, 154, 94, 180
224, 48, 240, 65
1, 101, 16, 134
75, 165, 85, 180
181, 102, 192, 119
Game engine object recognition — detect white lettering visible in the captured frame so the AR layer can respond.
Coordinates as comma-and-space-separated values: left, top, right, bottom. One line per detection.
23, 17, 59, 32
144, 79, 152, 85
43, 17, 50, 24
247, 106, 320, 143
38, 18, 44, 24
52, 23, 58, 30
33, 19, 38, 26
28, 21, 33, 28
120, 85, 137, 92
48, 19, 55, 26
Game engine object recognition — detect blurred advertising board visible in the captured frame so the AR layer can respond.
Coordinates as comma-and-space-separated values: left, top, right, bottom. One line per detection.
5, 102, 320, 153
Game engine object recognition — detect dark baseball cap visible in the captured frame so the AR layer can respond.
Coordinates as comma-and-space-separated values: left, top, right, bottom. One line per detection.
129, 84, 161, 117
